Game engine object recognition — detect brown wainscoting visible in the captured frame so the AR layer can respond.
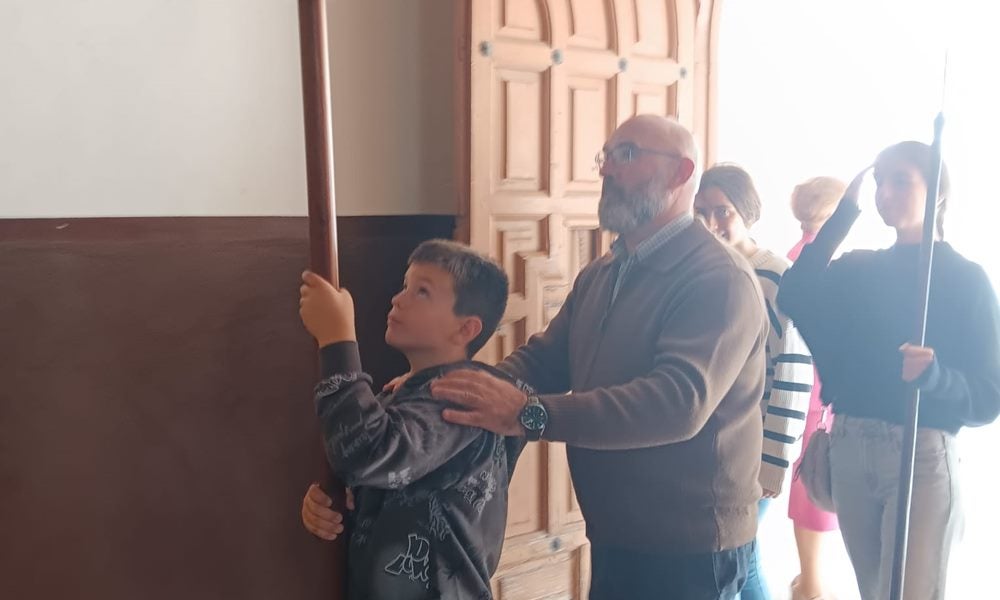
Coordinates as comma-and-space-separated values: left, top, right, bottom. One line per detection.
335, 215, 456, 389
0, 214, 454, 600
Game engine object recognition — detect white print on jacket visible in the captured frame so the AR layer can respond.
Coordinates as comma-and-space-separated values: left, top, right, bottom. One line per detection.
385, 533, 431, 584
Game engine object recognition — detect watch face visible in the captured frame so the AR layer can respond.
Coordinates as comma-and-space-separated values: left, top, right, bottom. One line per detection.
521, 403, 547, 431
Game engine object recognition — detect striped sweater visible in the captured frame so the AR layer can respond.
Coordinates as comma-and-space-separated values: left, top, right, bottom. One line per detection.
750, 248, 813, 494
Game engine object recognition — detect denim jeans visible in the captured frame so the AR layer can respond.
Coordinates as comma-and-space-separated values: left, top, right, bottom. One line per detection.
589, 541, 753, 600
830, 414, 962, 600
739, 499, 772, 600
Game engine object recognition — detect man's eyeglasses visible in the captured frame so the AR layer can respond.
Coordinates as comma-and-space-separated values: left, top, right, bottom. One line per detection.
595, 143, 684, 169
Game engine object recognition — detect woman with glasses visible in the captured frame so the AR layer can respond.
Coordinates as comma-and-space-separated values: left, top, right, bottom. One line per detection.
694, 164, 815, 600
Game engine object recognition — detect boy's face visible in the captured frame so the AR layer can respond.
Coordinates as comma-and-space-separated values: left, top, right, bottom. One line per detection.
385, 262, 480, 359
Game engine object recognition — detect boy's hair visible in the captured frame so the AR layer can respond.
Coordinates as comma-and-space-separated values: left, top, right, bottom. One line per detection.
408, 240, 509, 357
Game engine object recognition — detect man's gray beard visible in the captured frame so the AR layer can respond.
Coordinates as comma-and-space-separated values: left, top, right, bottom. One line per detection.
598, 178, 667, 234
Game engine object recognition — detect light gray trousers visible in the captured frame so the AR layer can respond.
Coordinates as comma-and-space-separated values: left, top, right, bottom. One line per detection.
830, 414, 962, 600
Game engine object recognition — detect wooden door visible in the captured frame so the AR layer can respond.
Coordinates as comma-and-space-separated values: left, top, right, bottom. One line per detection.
456, 1, 720, 597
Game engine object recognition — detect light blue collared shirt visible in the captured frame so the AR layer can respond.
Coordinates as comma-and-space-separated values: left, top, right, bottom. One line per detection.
608, 213, 695, 308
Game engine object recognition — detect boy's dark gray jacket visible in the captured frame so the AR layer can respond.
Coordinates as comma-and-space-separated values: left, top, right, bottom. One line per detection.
315, 342, 527, 600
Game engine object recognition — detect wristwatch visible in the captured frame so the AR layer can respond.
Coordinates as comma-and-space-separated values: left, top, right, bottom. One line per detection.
519, 394, 548, 441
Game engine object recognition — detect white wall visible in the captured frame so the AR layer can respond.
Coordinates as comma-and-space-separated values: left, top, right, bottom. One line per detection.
716, 0, 947, 256
716, 0, 999, 285
328, 0, 456, 217
0, 0, 456, 218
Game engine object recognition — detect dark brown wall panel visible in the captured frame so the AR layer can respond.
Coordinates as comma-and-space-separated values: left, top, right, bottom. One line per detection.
0, 215, 454, 600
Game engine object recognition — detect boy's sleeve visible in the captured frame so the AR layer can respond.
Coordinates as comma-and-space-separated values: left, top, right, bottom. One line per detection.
314, 342, 482, 489
479, 365, 532, 477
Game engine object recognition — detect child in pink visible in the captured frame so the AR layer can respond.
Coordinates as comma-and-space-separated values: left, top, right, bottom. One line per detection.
787, 231, 839, 534
786, 177, 843, 600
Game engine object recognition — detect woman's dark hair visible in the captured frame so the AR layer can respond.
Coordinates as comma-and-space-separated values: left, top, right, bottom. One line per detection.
698, 164, 762, 226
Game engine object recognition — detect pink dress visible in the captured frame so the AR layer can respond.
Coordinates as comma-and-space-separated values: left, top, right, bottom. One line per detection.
786, 232, 839, 532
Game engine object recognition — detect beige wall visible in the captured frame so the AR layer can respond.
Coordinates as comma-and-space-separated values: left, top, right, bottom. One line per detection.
0, 0, 456, 218
328, 0, 456, 217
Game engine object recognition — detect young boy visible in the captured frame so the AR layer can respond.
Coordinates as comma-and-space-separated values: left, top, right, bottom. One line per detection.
298, 239, 525, 600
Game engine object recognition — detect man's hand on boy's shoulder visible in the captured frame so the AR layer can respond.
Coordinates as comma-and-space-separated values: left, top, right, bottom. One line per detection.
301, 483, 355, 541
299, 271, 357, 347
432, 370, 528, 436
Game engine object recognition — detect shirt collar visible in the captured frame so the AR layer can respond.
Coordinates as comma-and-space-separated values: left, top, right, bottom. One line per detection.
611, 213, 694, 263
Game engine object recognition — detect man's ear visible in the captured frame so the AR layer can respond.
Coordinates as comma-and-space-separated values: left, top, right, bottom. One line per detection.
456, 316, 484, 350
673, 158, 696, 187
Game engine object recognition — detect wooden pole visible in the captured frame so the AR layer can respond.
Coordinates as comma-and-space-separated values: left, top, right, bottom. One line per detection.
888, 111, 945, 600
297, 1, 347, 596
298, 0, 339, 286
